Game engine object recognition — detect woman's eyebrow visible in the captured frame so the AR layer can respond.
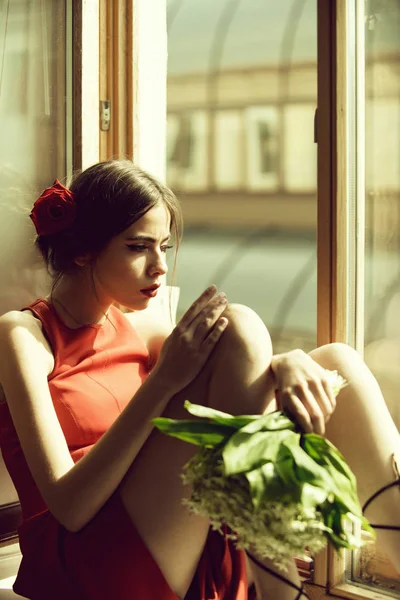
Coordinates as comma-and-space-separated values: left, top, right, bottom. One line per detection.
125, 235, 170, 243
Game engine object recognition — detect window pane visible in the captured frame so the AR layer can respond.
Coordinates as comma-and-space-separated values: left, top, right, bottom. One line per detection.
0, 0, 72, 506
167, 0, 317, 355
345, 0, 400, 594
363, 0, 400, 432
215, 110, 243, 190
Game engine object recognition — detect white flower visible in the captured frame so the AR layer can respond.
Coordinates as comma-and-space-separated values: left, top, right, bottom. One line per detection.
179, 369, 361, 571
182, 446, 328, 570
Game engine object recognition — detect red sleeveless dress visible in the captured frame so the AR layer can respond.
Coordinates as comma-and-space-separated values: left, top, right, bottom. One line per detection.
0, 299, 251, 600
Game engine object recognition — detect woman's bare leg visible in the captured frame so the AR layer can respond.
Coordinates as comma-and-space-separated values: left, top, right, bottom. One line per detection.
246, 553, 307, 600
119, 315, 400, 599
310, 343, 400, 573
119, 304, 276, 598
249, 341, 400, 598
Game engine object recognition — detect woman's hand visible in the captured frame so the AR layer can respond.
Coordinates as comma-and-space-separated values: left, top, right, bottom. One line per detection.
271, 349, 337, 435
152, 285, 228, 394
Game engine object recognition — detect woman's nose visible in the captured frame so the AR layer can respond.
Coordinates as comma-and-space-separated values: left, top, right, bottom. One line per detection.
148, 253, 168, 276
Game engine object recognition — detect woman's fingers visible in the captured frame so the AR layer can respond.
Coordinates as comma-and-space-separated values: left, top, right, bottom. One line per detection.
177, 286, 229, 344
177, 285, 218, 329
283, 394, 314, 433
297, 386, 326, 435
274, 351, 340, 434
320, 376, 337, 413
279, 379, 336, 435
193, 293, 228, 341
307, 379, 336, 423
282, 389, 325, 434
203, 317, 229, 348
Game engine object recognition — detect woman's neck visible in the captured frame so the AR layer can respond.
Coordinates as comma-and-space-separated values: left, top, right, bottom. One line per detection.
48, 275, 111, 328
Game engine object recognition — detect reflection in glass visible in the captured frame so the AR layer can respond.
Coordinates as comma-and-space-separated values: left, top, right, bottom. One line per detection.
167, 0, 318, 354
0, 0, 71, 508
246, 107, 279, 191
346, 0, 400, 594
0, 0, 71, 314
363, 0, 400, 427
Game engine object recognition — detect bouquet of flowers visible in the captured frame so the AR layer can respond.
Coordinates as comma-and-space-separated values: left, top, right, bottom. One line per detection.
153, 370, 375, 569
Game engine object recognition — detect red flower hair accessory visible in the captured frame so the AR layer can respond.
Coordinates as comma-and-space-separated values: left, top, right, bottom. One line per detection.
30, 179, 77, 236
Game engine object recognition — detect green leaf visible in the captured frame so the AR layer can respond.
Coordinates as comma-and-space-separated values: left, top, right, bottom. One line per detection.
319, 503, 348, 549
281, 436, 367, 524
239, 410, 297, 434
321, 464, 361, 516
245, 462, 294, 507
302, 434, 357, 488
273, 449, 304, 502
282, 436, 336, 491
301, 434, 364, 517
223, 428, 298, 475
301, 483, 329, 509
359, 515, 376, 539
183, 401, 259, 429
152, 417, 235, 447
245, 468, 267, 508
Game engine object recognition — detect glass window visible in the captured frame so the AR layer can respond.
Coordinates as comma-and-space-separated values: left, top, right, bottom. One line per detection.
363, 0, 400, 432
167, 0, 318, 356
245, 106, 279, 191
0, 0, 72, 507
343, 0, 400, 595
167, 110, 209, 191
215, 110, 243, 190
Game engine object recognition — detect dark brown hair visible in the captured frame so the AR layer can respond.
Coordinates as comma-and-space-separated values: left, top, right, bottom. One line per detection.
36, 160, 183, 277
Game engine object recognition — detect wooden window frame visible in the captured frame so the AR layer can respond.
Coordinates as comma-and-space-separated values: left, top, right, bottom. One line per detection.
99, 0, 168, 183
99, 0, 134, 161
1, 2, 396, 598
310, 1, 398, 598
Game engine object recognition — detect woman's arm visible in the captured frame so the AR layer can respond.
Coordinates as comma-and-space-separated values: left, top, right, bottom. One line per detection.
270, 349, 337, 435
125, 309, 173, 369
0, 288, 227, 533
0, 311, 175, 533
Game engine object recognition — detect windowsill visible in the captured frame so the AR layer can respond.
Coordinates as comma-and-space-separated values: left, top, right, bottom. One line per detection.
306, 581, 400, 600
0, 543, 20, 590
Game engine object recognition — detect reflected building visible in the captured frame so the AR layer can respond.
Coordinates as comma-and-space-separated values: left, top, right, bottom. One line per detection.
166, 0, 319, 354
166, 0, 317, 232
167, 61, 317, 230
166, 0, 400, 368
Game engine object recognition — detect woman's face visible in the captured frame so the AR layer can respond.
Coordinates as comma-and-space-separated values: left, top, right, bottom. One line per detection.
91, 202, 172, 310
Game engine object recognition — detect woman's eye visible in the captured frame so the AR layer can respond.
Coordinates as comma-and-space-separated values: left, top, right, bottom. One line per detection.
126, 244, 173, 254
127, 245, 147, 252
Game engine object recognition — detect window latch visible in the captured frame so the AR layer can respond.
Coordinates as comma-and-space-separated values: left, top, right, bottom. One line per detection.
100, 100, 111, 131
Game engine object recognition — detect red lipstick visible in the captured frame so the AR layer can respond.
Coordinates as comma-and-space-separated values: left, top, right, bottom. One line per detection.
140, 284, 160, 298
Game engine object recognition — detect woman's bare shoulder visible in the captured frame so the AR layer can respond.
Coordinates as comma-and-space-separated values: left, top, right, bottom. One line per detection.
0, 309, 46, 338
0, 308, 37, 325
0, 309, 54, 374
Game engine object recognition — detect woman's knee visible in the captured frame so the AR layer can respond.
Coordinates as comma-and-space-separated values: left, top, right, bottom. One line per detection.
206, 304, 275, 415
309, 342, 363, 373
217, 303, 273, 362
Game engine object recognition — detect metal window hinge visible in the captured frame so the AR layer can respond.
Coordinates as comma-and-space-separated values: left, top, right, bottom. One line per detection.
100, 100, 111, 131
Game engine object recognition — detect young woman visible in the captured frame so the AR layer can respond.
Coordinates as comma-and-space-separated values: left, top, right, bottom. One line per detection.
0, 160, 399, 600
